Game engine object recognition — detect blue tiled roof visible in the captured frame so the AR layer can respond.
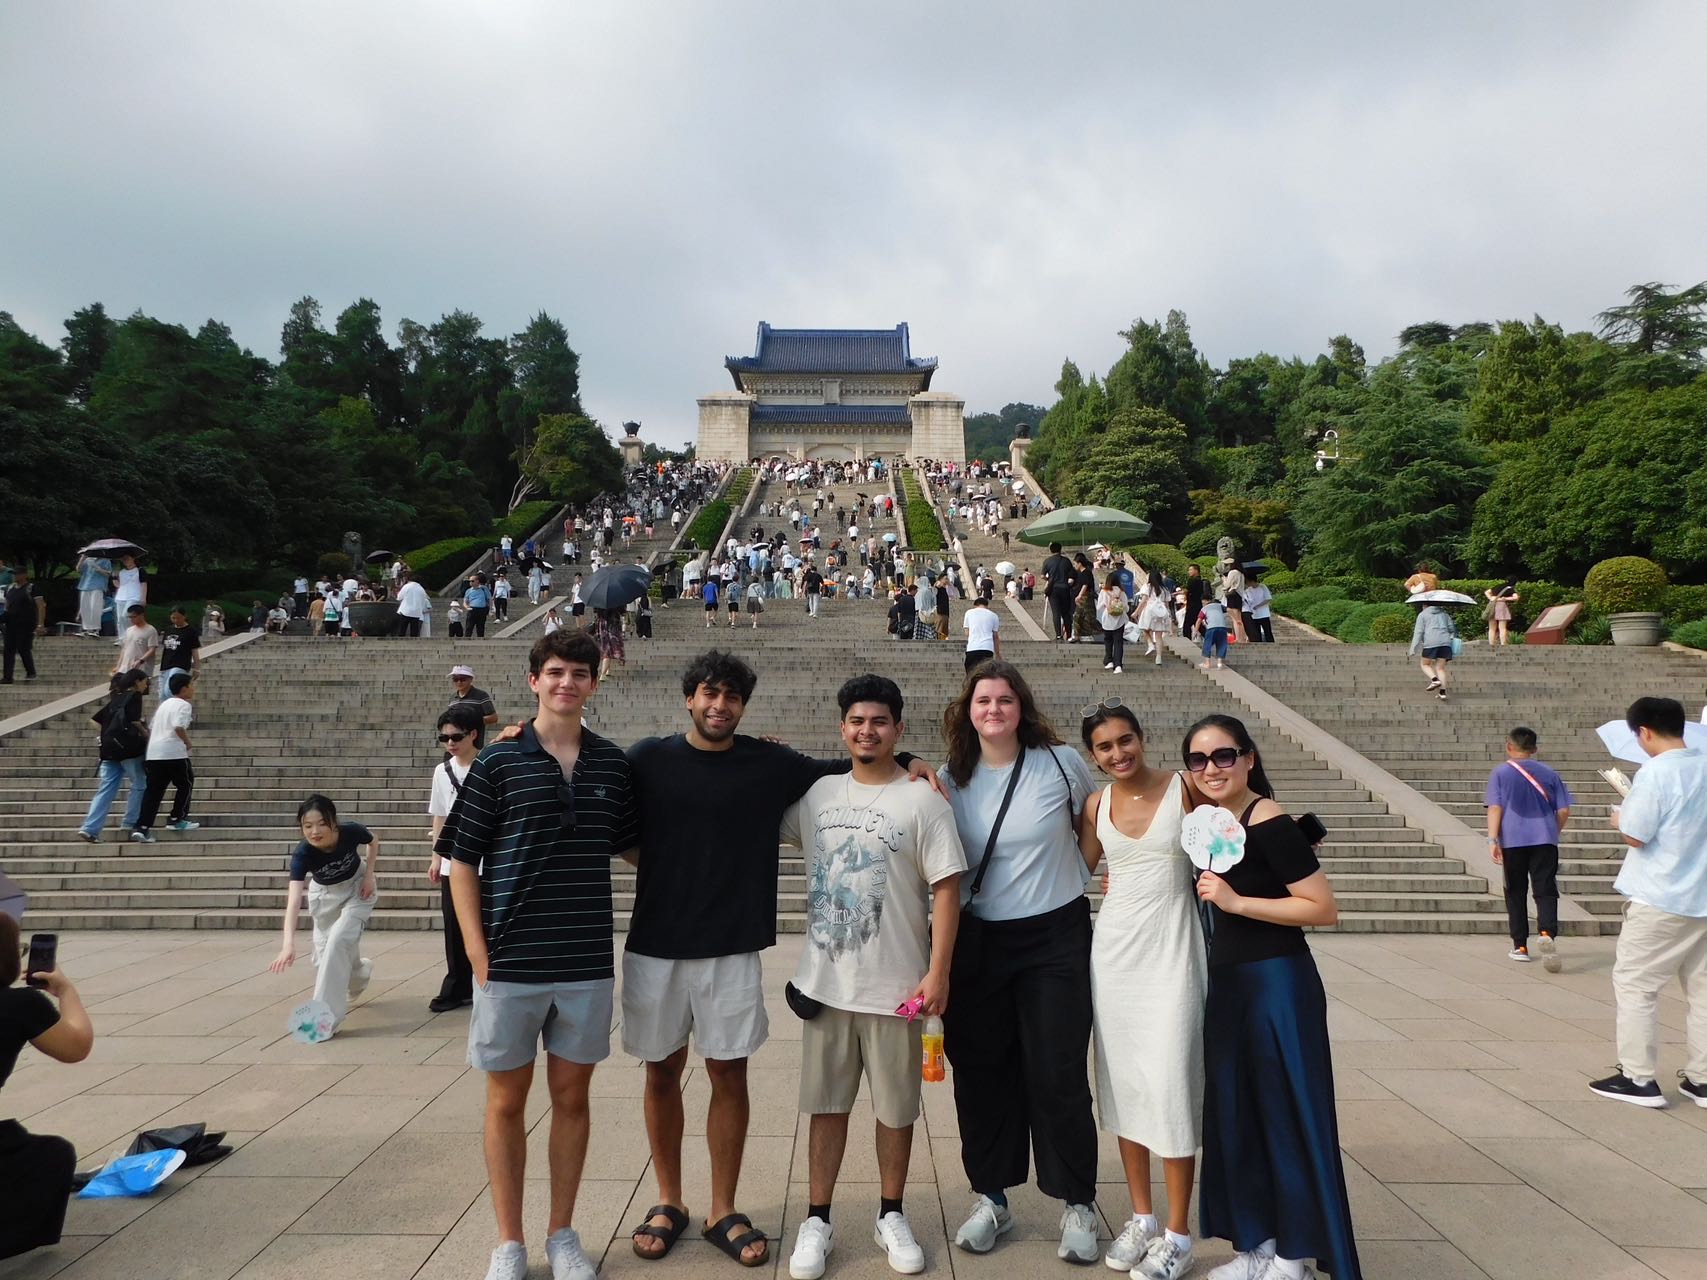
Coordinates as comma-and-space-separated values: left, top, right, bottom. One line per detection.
750, 405, 912, 426
727, 323, 938, 387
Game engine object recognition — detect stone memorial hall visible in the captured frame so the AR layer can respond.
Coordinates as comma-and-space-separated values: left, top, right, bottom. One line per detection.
697, 322, 965, 462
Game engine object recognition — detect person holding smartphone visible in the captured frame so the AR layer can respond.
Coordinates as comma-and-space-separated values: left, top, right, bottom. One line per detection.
0, 916, 95, 1261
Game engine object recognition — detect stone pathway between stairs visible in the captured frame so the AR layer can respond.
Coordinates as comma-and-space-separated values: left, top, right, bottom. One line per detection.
6, 930, 1707, 1280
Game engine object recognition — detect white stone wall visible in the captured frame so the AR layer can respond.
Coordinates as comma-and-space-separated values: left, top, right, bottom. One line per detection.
697, 392, 753, 461
908, 391, 966, 463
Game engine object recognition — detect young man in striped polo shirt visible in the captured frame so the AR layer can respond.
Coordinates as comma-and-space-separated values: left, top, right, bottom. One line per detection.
450, 628, 640, 1280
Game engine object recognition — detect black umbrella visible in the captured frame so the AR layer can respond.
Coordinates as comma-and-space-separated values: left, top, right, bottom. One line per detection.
1241, 561, 1269, 575
582, 564, 652, 611
364, 549, 400, 564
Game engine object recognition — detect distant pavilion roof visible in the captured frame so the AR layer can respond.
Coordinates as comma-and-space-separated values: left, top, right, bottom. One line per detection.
749, 405, 912, 426
727, 323, 937, 388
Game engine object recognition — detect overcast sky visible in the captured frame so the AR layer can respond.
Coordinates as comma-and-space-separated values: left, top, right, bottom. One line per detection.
4, 2, 1703, 448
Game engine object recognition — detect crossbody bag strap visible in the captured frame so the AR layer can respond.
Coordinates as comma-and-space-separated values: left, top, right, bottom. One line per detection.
443, 760, 463, 793
969, 745, 1026, 900
1506, 760, 1551, 800
1043, 744, 1078, 834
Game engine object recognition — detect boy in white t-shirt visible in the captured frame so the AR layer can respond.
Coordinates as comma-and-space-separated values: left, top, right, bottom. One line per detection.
780, 675, 966, 1280
132, 671, 197, 841
962, 598, 1002, 673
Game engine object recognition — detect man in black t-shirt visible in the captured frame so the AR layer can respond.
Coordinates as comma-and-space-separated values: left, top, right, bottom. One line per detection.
446, 664, 499, 725
1040, 541, 1075, 642
623, 650, 938, 1266
1, 567, 46, 683
156, 606, 200, 702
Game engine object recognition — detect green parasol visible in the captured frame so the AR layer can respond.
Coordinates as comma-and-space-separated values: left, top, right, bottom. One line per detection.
1017, 505, 1151, 548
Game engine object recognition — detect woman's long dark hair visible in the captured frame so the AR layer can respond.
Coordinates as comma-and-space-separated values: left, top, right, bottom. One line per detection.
1181, 713, 1276, 800
942, 660, 1062, 787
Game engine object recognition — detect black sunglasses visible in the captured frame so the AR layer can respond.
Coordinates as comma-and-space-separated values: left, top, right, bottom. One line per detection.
437, 732, 469, 744
1080, 695, 1124, 719
1185, 747, 1250, 773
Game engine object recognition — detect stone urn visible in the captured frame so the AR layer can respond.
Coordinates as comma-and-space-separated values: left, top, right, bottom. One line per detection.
346, 600, 400, 636
1608, 612, 1664, 647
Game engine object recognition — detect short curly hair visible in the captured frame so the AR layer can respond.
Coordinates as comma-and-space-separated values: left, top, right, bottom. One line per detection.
680, 649, 758, 701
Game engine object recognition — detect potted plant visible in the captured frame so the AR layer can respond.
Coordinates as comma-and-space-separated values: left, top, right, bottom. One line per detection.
1584, 556, 1668, 647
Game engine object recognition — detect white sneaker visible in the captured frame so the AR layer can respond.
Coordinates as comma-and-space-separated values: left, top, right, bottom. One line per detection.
349, 958, 373, 997
1135, 1234, 1194, 1279
1104, 1215, 1156, 1270
790, 1216, 834, 1279
1112, 666, 1123, 674
954, 1195, 1013, 1253
1537, 933, 1561, 973
1207, 1244, 1276, 1280
874, 1212, 925, 1274
1059, 1203, 1100, 1263
483, 1241, 528, 1280
545, 1226, 596, 1280
1104, 662, 1115, 671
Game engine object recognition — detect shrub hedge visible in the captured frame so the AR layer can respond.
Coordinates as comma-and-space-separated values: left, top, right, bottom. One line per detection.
684, 500, 731, 550
494, 501, 559, 542
1303, 598, 1361, 634
898, 471, 945, 551
1121, 543, 1193, 582
1670, 619, 1707, 651
1370, 611, 1414, 644
406, 536, 492, 589
1336, 602, 1415, 644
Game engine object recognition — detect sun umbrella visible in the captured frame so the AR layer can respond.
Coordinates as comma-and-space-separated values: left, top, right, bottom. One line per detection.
1242, 561, 1270, 575
1596, 719, 1707, 766
1018, 505, 1151, 548
581, 564, 652, 611
76, 538, 145, 557
995, 560, 1017, 577
883, 533, 898, 543
364, 550, 397, 564
1406, 590, 1478, 606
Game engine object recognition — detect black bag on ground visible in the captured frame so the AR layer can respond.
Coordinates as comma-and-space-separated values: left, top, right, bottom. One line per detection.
125, 1122, 231, 1167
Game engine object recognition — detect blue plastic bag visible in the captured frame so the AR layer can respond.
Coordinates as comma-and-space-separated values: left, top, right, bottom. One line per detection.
76, 1147, 186, 1198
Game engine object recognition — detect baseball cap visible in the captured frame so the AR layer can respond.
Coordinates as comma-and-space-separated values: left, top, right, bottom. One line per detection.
449, 665, 475, 679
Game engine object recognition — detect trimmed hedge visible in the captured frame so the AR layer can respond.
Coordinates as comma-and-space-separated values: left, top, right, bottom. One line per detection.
684, 500, 731, 550
1271, 587, 1346, 618
1336, 602, 1415, 644
407, 536, 490, 589
1122, 543, 1194, 582
1670, 619, 1707, 651
1664, 584, 1707, 625
1370, 611, 1414, 644
898, 471, 945, 552
1303, 598, 1361, 634
494, 501, 558, 542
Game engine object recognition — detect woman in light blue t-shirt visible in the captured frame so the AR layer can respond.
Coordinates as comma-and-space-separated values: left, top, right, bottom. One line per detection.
935, 660, 1102, 1264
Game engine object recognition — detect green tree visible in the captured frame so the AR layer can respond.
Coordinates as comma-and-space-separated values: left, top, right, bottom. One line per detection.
1467, 318, 1606, 445
1057, 406, 1193, 540
963, 402, 1045, 461
518, 414, 624, 507
1596, 281, 1707, 391
61, 302, 115, 404
1106, 309, 1211, 438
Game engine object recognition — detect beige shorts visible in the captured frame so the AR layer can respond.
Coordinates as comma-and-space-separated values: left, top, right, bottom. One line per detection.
799, 1006, 923, 1129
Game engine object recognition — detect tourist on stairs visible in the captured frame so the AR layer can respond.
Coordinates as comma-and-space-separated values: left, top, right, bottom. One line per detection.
1407, 602, 1458, 702
1079, 700, 1205, 1279
936, 662, 1102, 1266
1185, 714, 1360, 1280
426, 705, 483, 1012
1485, 727, 1571, 971
1096, 573, 1128, 674
1137, 569, 1173, 666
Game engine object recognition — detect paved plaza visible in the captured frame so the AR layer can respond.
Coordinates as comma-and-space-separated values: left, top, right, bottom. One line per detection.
4, 930, 1706, 1280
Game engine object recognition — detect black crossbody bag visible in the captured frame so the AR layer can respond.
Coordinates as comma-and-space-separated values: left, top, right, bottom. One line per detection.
432, 762, 465, 856
953, 744, 1076, 974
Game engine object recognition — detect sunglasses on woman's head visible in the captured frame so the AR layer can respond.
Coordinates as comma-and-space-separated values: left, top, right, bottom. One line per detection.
437, 732, 468, 744
1185, 747, 1249, 772
1080, 695, 1125, 719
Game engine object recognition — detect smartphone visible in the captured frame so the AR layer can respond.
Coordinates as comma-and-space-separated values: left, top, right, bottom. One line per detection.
24, 933, 57, 988
1296, 813, 1328, 846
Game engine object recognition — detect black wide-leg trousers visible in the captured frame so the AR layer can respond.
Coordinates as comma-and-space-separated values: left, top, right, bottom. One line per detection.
944, 895, 1098, 1205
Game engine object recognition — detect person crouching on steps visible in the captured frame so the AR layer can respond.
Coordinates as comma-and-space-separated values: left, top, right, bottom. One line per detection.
269, 794, 380, 1038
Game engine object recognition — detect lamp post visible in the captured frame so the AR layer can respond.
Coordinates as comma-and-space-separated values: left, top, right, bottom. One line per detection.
1313, 429, 1341, 473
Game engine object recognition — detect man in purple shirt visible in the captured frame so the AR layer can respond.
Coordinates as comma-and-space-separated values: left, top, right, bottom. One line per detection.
1486, 727, 1574, 970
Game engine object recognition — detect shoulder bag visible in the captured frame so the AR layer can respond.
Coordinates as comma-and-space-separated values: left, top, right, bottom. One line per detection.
431, 761, 465, 856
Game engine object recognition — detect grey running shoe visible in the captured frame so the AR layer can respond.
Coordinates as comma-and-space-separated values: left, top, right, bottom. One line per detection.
954, 1195, 1013, 1253
545, 1226, 596, 1280
1104, 1216, 1155, 1271
1136, 1234, 1195, 1279
1058, 1203, 1100, 1264
483, 1241, 527, 1280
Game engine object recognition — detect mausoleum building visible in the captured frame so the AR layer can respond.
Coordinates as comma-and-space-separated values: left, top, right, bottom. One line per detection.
697, 323, 964, 462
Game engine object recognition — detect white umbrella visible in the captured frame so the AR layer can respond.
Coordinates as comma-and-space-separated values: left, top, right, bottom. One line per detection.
1406, 590, 1479, 606
995, 561, 1017, 577
1596, 719, 1707, 765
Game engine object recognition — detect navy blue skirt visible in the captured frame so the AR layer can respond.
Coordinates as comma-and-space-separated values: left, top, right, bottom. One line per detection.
1200, 952, 1362, 1280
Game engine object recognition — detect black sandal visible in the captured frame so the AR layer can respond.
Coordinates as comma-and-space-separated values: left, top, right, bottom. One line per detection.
703, 1212, 768, 1267
631, 1204, 690, 1259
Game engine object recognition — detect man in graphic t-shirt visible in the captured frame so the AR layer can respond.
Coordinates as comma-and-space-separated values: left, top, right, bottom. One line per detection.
779, 675, 965, 1279
1041, 541, 1075, 641
156, 606, 200, 704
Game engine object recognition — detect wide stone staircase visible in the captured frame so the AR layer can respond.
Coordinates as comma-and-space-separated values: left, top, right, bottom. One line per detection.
0, 567, 1519, 934
1227, 639, 1707, 928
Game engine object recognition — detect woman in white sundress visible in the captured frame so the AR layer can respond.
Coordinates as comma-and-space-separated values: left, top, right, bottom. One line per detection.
1079, 697, 1206, 1280
1137, 570, 1174, 665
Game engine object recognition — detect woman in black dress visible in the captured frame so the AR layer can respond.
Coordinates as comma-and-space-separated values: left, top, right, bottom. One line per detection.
1185, 714, 1361, 1280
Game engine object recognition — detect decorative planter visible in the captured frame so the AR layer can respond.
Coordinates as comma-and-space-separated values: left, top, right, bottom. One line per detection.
1609, 611, 1663, 647
345, 601, 400, 636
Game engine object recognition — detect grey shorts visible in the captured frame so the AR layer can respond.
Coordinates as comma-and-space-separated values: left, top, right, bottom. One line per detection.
620, 949, 769, 1062
468, 977, 614, 1072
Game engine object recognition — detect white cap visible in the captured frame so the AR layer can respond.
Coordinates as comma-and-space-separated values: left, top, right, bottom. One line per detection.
449, 665, 475, 679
